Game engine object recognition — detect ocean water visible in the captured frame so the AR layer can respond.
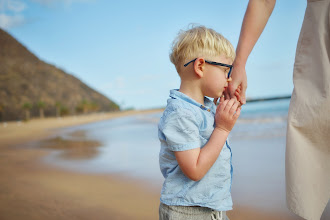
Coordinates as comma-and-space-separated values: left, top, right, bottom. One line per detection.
42, 99, 293, 213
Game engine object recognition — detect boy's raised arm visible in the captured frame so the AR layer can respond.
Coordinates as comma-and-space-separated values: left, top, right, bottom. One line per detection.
175, 98, 240, 181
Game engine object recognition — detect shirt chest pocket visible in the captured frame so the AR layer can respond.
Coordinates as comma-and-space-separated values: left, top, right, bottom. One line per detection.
199, 122, 214, 146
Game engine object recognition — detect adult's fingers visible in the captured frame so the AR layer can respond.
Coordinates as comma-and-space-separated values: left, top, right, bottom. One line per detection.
240, 77, 248, 105
228, 81, 239, 100
235, 90, 240, 102
236, 85, 241, 93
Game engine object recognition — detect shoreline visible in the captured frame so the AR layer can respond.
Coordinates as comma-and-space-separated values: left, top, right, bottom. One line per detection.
0, 109, 163, 148
0, 109, 308, 220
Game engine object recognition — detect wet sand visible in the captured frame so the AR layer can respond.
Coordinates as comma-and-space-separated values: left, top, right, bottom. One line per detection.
0, 110, 163, 220
0, 145, 160, 220
0, 110, 328, 219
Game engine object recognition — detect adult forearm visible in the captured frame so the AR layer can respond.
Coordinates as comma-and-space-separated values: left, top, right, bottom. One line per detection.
234, 0, 276, 67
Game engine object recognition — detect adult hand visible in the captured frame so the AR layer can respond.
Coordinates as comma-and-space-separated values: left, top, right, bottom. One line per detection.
227, 64, 247, 105
214, 86, 242, 106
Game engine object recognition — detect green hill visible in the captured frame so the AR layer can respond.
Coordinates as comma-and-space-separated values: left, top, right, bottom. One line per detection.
0, 28, 119, 121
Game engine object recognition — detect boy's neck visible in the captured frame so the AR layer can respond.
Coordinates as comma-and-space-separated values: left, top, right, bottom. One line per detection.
179, 81, 205, 105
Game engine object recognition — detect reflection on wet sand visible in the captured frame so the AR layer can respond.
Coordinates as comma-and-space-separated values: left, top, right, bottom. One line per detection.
0, 110, 163, 220
42, 130, 102, 160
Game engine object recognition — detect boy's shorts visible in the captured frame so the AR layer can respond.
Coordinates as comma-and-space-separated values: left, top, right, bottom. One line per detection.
159, 203, 230, 220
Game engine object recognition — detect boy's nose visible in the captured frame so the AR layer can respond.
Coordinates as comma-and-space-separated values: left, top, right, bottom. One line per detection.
227, 77, 232, 82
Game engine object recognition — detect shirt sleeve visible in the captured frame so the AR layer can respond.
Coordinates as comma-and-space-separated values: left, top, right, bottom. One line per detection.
161, 109, 201, 151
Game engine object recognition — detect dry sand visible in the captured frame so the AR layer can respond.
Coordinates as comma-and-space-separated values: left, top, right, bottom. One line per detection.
0, 110, 309, 220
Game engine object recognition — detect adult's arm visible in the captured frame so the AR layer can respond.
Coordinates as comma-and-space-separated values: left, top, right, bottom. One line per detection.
229, 0, 276, 104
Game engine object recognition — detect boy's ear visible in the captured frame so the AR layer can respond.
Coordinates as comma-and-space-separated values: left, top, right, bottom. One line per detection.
194, 57, 205, 78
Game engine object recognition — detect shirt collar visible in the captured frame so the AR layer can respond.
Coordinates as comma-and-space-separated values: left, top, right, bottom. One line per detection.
169, 89, 215, 114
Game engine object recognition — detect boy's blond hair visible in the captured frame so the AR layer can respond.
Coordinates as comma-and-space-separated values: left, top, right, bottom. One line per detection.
170, 25, 235, 73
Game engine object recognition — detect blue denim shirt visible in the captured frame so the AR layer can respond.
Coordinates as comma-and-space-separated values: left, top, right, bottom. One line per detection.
158, 89, 233, 211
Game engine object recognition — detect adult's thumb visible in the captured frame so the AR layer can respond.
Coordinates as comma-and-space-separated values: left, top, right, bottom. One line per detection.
240, 83, 247, 104
228, 82, 238, 98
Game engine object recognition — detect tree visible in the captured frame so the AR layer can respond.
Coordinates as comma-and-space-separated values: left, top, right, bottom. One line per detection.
81, 99, 89, 114
22, 102, 32, 121
89, 102, 100, 112
37, 101, 46, 118
76, 99, 90, 114
55, 101, 61, 117
0, 104, 4, 122
109, 102, 120, 111
60, 105, 70, 116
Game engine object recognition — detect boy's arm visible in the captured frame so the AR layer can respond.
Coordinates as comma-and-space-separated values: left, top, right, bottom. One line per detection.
228, 0, 276, 104
175, 98, 240, 181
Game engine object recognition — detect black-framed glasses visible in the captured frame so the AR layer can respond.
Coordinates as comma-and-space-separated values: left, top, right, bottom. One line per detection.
183, 58, 233, 79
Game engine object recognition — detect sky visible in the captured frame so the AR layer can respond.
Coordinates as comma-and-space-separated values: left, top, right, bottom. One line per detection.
1, 0, 307, 110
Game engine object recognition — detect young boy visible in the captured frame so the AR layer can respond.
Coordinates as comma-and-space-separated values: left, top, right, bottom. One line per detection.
158, 25, 241, 220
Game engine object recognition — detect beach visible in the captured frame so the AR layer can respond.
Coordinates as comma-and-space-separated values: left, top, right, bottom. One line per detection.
0, 108, 329, 220
0, 110, 163, 220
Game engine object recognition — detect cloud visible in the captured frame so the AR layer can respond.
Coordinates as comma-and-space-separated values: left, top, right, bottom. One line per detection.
6, 0, 26, 12
0, 13, 25, 29
0, 0, 26, 12
0, 0, 26, 29
29, 0, 94, 8
0, 0, 93, 29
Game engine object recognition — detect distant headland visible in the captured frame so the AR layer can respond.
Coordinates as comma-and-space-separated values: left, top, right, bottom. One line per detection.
0, 28, 120, 122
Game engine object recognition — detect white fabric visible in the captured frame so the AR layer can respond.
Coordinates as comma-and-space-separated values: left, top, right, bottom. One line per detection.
286, 0, 330, 219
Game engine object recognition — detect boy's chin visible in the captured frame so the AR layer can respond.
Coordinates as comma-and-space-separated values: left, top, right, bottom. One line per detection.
215, 92, 225, 98
206, 90, 224, 99
209, 94, 223, 99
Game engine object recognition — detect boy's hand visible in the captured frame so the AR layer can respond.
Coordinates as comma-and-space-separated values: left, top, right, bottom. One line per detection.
214, 96, 241, 133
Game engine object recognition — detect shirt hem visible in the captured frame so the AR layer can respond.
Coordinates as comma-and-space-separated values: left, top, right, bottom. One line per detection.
159, 199, 233, 212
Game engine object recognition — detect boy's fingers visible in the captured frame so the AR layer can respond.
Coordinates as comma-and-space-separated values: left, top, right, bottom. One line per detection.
224, 98, 236, 112
220, 95, 225, 103
229, 101, 239, 115
220, 99, 229, 111
225, 91, 230, 100
213, 97, 219, 105
216, 96, 225, 112
234, 107, 241, 119
223, 89, 229, 100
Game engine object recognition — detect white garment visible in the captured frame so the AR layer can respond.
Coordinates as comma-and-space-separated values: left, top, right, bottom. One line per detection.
286, 0, 330, 219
